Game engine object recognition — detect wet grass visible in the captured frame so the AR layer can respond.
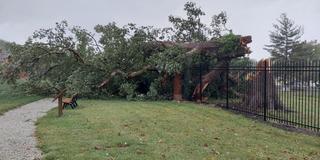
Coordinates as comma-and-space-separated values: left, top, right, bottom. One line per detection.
0, 83, 42, 114
37, 100, 320, 160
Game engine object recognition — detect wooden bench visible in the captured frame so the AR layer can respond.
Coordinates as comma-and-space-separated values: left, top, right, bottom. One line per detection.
62, 94, 79, 109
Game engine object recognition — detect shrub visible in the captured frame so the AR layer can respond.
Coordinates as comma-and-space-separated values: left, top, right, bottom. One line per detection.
146, 82, 159, 100
119, 83, 137, 100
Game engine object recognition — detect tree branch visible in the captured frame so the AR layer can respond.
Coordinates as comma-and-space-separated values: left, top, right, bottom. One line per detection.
98, 65, 154, 88
66, 48, 85, 63
84, 32, 103, 53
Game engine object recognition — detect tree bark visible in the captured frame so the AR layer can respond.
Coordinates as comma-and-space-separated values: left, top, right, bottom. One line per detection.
243, 59, 283, 110
192, 61, 229, 101
173, 73, 182, 101
58, 95, 63, 117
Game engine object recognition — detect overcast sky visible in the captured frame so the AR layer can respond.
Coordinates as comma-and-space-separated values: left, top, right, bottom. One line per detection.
0, 0, 319, 60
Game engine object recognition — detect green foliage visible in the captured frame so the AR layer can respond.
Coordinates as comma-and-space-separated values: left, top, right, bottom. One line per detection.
65, 67, 105, 97
168, 2, 230, 42
148, 76, 173, 100
146, 82, 159, 100
94, 23, 156, 72
119, 83, 137, 100
150, 46, 187, 74
211, 11, 230, 37
217, 34, 240, 55
0, 39, 9, 54
18, 80, 54, 96
230, 57, 255, 66
292, 40, 320, 60
4, 21, 98, 92
0, 82, 42, 114
2, 2, 249, 100
169, 2, 207, 42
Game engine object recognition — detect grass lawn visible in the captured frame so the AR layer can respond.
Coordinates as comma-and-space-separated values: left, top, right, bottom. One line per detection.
211, 90, 320, 129
0, 83, 42, 114
37, 100, 320, 160
279, 91, 320, 128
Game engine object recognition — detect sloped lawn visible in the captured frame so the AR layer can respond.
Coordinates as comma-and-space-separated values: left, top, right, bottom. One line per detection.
37, 100, 320, 160
0, 83, 42, 114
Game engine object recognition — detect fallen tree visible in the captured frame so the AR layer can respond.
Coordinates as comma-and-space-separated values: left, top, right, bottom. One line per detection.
3, 2, 256, 104
97, 35, 252, 102
190, 35, 252, 101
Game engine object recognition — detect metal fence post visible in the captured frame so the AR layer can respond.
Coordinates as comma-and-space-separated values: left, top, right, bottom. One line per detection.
226, 65, 229, 109
199, 54, 203, 103
263, 60, 267, 121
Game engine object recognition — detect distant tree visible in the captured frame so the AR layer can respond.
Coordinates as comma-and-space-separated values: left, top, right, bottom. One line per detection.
0, 39, 9, 53
291, 40, 320, 84
292, 40, 320, 60
0, 39, 10, 80
265, 13, 303, 62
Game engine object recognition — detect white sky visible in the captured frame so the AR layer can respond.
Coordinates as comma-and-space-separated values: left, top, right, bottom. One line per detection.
0, 0, 319, 60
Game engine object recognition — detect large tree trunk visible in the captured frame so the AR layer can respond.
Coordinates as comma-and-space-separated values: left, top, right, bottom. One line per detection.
173, 73, 182, 101
189, 35, 252, 102
243, 59, 283, 110
192, 61, 229, 101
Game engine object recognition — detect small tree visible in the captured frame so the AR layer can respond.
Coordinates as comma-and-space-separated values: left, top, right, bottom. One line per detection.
265, 13, 303, 62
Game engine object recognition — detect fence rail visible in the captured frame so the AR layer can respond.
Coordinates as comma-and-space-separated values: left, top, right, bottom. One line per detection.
191, 60, 320, 132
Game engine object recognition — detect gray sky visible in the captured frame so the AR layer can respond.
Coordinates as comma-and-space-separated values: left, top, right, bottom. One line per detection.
0, 0, 319, 60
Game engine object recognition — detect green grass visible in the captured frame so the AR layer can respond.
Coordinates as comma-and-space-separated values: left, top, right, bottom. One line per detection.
278, 91, 320, 127
210, 90, 320, 129
0, 83, 42, 114
37, 100, 320, 160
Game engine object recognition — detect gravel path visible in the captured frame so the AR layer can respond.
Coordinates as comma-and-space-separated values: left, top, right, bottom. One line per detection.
0, 98, 56, 160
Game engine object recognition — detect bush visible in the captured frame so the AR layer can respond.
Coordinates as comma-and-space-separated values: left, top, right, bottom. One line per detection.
119, 83, 137, 100
146, 82, 158, 100
18, 80, 54, 96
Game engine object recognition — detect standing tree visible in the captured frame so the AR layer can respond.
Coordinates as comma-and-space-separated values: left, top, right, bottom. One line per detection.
265, 13, 303, 62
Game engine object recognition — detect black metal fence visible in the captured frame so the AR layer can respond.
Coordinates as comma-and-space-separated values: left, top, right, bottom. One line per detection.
189, 60, 320, 132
